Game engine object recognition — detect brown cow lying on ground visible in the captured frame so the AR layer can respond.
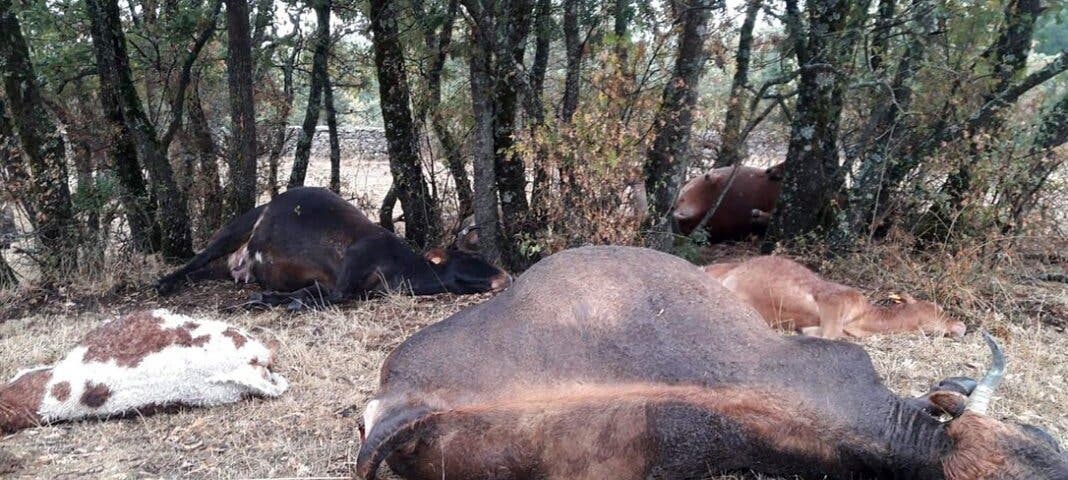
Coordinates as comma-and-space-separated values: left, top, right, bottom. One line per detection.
672, 162, 784, 240
356, 246, 1065, 480
704, 256, 967, 339
0, 309, 288, 433
155, 187, 511, 308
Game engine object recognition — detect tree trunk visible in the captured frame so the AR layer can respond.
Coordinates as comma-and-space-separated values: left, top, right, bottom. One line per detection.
614, 0, 632, 60
491, 0, 534, 254
225, 0, 259, 217
369, 0, 440, 247
189, 81, 223, 241
763, 0, 854, 250
642, 0, 716, 251
0, 98, 35, 224
86, 0, 194, 260
466, 13, 503, 265
560, 0, 582, 124
834, 0, 930, 246
267, 23, 301, 198
527, 0, 552, 213
0, 0, 77, 274
287, 0, 330, 189
714, 0, 762, 168
84, 0, 155, 252
869, 0, 894, 72
324, 76, 341, 194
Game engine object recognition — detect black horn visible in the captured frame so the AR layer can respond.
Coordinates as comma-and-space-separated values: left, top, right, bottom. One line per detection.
966, 330, 1006, 414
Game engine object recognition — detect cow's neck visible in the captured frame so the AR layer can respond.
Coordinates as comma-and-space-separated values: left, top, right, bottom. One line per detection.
394, 261, 451, 295
852, 303, 918, 332
857, 397, 951, 478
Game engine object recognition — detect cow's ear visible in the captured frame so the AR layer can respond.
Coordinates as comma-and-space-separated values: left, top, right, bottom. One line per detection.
425, 248, 448, 265
901, 293, 917, 304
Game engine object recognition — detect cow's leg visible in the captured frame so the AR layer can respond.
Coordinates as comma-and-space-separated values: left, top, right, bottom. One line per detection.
810, 290, 864, 339
247, 282, 342, 311
181, 259, 233, 284
156, 204, 267, 295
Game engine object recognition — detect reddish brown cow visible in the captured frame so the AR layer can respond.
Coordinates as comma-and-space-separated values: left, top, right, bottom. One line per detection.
672, 162, 784, 240
156, 188, 511, 308
705, 256, 967, 339
356, 246, 1065, 480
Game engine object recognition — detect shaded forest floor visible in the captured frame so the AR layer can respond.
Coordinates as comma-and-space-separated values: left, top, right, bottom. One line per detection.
0, 240, 1066, 479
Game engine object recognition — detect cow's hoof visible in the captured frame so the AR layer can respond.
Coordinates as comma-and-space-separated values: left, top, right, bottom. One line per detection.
286, 300, 306, 312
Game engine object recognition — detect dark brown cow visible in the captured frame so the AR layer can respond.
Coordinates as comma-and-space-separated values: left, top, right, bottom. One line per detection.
156, 187, 511, 307
356, 246, 1066, 480
673, 162, 784, 240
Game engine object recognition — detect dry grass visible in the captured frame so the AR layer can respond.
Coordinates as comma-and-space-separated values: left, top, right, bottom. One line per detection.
0, 239, 1066, 479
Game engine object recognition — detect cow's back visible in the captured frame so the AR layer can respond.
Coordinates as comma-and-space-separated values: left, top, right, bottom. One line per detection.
703, 166, 780, 242
377, 247, 795, 401
246, 188, 381, 291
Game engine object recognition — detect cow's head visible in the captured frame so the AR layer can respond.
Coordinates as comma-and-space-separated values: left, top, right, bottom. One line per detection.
424, 248, 512, 294
933, 333, 1067, 479
892, 293, 967, 338
672, 174, 715, 231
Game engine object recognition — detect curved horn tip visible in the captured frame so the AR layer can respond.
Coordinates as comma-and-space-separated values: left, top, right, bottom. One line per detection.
966, 329, 1007, 415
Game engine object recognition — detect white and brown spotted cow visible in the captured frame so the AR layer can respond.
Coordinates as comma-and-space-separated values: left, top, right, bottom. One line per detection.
0, 309, 288, 433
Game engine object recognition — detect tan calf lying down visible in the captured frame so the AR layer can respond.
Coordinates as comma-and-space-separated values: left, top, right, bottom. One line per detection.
704, 256, 966, 339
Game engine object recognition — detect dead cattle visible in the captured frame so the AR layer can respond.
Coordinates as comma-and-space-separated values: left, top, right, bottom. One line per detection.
705, 256, 967, 339
672, 162, 784, 240
0, 309, 287, 433
155, 187, 511, 307
357, 246, 1065, 480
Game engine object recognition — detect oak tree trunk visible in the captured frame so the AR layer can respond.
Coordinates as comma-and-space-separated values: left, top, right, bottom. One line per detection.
84, 0, 156, 252
288, 0, 329, 189
0, 0, 77, 274
369, 0, 440, 247
466, 16, 503, 265
86, 0, 194, 260
764, 0, 854, 249
225, 0, 259, 217
324, 76, 341, 194
188, 81, 223, 241
714, 0, 762, 168
642, 0, 716, 251
560, 0, 582, 124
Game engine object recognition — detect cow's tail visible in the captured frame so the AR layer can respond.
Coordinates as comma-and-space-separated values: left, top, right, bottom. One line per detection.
355, 403, 436, 480
155, 204, 267, 295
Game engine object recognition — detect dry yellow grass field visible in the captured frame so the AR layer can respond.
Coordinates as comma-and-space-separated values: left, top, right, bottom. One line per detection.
0, 242, 1065, 479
